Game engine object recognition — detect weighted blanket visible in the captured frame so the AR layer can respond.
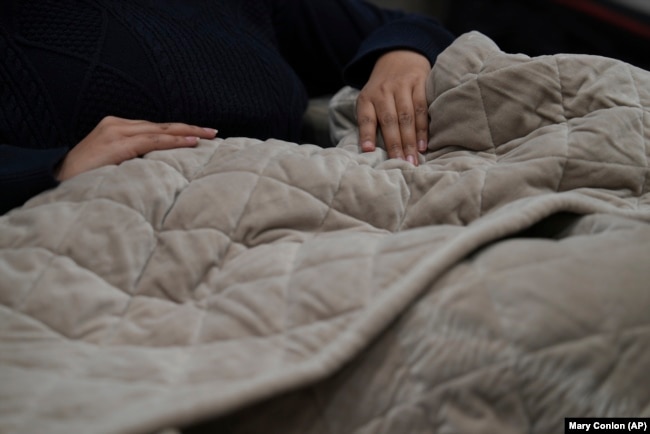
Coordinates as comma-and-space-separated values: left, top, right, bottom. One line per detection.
1, 32, 650, 434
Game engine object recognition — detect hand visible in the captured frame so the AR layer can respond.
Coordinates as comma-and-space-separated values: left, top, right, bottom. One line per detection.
55, 116, 217, 180
356, 50, 431, 165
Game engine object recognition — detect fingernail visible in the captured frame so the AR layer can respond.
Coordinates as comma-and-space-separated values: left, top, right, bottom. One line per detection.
361, 141, 374, 151
203, 128, 218, 136
418, 140, 427, 152
185, 136, 199, 144
407, 155, 416, 165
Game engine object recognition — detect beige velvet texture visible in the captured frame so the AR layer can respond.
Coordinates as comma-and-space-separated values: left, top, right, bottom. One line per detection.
1, 32, 649, 434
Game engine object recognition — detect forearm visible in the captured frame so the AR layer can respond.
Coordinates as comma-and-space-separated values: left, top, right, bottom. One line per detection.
343, 11, 455, 89
273, 0, 454, 95
0, 145, 68, 214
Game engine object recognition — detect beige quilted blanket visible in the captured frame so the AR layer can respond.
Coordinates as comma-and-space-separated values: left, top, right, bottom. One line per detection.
1, 32, 650, 434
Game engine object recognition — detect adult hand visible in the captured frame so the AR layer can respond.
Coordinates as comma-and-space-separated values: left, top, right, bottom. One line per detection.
55, 116, 217, 180
356, 50, 431, 165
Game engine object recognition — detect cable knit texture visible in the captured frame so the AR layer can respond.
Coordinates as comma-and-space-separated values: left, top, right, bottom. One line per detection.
0, 0, 453, 214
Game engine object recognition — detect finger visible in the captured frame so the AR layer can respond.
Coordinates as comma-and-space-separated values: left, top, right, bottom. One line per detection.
126, 133, 201, 158
394, 90, 419, 166
124, 120, 217, 139
356, 94, 378, 153
375, 100, 404, 160
413, 82, 429, 153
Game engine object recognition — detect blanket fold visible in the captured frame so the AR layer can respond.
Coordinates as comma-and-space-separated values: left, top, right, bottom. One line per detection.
1, 32, 649, 434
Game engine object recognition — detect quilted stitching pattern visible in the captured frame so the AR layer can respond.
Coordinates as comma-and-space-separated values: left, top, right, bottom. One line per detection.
1, 32, 650, 434
215, 215, 650, 434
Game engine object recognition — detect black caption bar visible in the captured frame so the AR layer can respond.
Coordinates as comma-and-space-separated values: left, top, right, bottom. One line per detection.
566, 418, 649, 433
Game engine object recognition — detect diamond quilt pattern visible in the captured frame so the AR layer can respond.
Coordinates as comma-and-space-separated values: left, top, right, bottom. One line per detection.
1, 32, 650, 434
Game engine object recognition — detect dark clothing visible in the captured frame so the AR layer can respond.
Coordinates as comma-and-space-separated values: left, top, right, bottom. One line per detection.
446, 0, 650, 71
0, 0, 454, 214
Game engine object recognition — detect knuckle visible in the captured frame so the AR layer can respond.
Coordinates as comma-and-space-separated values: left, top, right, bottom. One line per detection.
379, 113, 397, 127
378, 81, 395, 93
95, 116, 120, 136
123, 147, 140, 160
387, 142, 402, 155
356, 92, 371, 103
358, 115, 376, 126
98, 115, 118, 128
404, 143, 417, 154
147, 134, 163, 145
414, 104, 428, 117
398, 112, 414, 126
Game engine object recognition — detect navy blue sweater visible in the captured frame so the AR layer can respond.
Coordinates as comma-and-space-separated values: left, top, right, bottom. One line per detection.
0, 0, 454, 214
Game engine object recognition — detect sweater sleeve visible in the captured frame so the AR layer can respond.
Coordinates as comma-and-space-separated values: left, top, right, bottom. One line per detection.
0, 145, 67, 215
272, 0, 455, 95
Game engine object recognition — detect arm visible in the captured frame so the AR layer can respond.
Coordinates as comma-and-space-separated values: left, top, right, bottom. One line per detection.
1, 117, 217, 215
272, 0, 455, 162
0, 145, 67, 215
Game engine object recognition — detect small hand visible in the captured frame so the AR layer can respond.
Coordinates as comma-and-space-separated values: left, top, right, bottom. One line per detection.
56, 116, 217, 180
356, 50, 431, 165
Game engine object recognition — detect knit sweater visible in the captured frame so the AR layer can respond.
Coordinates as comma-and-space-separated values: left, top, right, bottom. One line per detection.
0, 0, 453, 214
